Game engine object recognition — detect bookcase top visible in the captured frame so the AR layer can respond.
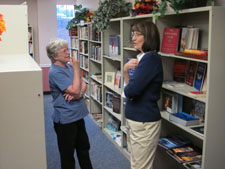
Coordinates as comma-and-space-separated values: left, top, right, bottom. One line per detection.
0, 54, 41, 73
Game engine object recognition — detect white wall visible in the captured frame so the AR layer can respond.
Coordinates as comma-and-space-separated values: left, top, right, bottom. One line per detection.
57, 0, 77, 4
37, 0, 57, 65
76, 0, 98, 10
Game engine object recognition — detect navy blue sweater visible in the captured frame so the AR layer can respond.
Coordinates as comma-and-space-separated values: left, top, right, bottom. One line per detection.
124, 51, 163, 122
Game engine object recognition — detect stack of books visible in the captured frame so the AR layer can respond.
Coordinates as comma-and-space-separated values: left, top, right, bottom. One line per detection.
158, 135, 202, 168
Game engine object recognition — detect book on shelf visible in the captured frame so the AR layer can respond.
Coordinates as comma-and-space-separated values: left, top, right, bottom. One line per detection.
193, 63, 207, 91
91, 82, 102, 102
72, 50, 79, 60
105, 91, 114, 108
186, 61, 197, 86
162, 90, 183, 114
158, 135, 191, 150
109, 35, 120, 56
167, 145, 202, 163
190, 100, 205, 123
173, 59, 187, 82
91, 112, 103, 126
92, 73, 102, 82
201, 71, 207, 92
105, 72, 115, 88
184, 161, 202, 169
91, 45, 101, 61
184, 49, 208, 56
161, 27, 180, 54
80, 41, 88, 54
90, 26, 101, 41
69, 26, 78, 36
190, 125, 204, 137
107, 115, 121, 132
112, 94, 121, 114
114, 71, 121, 90
175, 51, 208, 61
180, 27, 199, 52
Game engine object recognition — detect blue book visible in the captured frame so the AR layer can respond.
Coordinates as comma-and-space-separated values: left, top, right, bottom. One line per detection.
173, 112, 199, 121
158, 135, 191, 150
126, 58, 136, 77
193, 63, 207, 91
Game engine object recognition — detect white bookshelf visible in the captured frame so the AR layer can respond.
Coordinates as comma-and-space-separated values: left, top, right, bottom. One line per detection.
101, 6, 225, 169
0, 5, 46, 169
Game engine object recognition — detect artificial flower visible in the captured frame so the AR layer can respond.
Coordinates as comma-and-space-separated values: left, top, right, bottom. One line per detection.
132, 0, 158, 16
0, 14, 6, 41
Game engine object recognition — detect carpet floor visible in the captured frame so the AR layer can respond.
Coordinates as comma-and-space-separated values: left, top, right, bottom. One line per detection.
44, 94, 130, 169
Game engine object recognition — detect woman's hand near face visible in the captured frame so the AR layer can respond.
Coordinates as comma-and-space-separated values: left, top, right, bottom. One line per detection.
124, 58, 139, 72
70, 56, 80, 70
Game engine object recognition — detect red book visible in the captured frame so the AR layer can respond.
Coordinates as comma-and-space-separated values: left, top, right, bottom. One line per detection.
161, 28, 180, 54
186, 61, 197, 86
69, 27, 78, 36
175, 51, 208, 61
184, 49, 208, 56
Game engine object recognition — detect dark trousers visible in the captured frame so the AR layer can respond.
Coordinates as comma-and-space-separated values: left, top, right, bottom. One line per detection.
54, 119, 93, 169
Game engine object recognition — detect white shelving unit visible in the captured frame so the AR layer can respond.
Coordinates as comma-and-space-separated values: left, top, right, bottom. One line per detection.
0, 5, 46, 169
101, 6, 225, 169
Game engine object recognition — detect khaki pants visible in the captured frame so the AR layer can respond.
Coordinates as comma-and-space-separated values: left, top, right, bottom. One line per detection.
127, 119, 161, 169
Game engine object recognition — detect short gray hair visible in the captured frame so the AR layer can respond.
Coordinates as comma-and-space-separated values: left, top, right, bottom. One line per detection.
46, 38, 68, 63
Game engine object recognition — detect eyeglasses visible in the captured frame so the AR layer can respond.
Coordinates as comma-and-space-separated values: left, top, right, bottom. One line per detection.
131, 32, 143, 38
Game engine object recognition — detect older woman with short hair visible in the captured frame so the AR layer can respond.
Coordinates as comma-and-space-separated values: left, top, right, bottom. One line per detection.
46, 38, 93, 169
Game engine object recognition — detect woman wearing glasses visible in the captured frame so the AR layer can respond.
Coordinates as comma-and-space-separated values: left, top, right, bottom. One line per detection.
123, 21, 163, 169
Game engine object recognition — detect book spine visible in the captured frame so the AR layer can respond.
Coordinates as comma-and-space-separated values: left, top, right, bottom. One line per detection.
184, 49, 208, 56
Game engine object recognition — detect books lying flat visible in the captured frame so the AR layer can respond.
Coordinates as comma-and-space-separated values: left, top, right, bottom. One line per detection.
184, 161, 202, 169
190, 125, 204, 137
158, 135, 191, 150
175, 51, 208, 61
169, 112, 200, 126
167, 145, 202, 163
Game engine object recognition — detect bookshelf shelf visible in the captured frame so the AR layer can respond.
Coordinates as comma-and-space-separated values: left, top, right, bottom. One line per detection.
162, 83, 207, 103
159, 52, 208, 63
104, 84, 121, 95
123, 47, 136, 51
71, 48, 79, 50
89, 40, 101, 44
103, 55, 122, 62
89, 58, 102, 64
91, 95, 102, 105
90, 75, 102, 84
160, 113, 204, 141
104, 106, 122, 121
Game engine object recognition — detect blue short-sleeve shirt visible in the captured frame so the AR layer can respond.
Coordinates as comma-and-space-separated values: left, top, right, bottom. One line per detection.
49, 63, 89, 124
